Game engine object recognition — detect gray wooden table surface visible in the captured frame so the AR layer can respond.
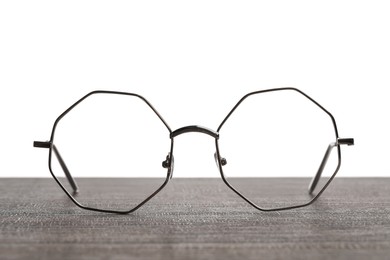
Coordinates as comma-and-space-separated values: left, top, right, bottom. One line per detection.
1, 178, 389, 260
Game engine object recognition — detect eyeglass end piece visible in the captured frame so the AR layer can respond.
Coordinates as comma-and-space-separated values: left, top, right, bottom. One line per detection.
34, 141, 51, 148
337, 138, 354, 146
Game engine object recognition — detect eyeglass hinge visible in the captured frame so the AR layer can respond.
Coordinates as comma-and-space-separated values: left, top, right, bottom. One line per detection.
337, 138, 354, 146
33, 141, 51, 148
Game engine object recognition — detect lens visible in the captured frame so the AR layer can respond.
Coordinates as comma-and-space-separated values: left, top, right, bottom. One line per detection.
50, 92, 171, 212
217, 89, 339, 210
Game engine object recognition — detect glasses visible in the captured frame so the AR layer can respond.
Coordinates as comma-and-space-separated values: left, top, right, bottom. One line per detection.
34, 88, 354, 214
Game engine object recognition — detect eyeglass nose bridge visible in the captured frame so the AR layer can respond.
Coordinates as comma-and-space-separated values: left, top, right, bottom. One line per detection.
170, 125, 219, 139
167, 125, 223, 178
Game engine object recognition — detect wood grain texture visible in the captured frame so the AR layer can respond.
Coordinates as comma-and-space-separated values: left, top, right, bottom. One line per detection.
0, 178, 389, 260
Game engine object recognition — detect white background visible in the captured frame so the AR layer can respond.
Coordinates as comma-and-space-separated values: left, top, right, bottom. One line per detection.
0, 1, 389, 177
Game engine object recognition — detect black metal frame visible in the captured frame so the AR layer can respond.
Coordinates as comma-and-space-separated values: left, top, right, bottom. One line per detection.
34, 88, 354, 214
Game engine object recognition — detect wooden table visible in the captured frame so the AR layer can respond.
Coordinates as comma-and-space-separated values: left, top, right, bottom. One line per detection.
1, 178, 389, 260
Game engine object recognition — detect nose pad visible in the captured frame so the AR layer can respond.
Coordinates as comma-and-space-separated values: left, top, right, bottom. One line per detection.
213, 152, 227, 167
162, 153, 174, 179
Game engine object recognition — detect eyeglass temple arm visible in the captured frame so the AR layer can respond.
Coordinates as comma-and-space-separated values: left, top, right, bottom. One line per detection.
308, 138, 354, 195
34, 141, 79, 193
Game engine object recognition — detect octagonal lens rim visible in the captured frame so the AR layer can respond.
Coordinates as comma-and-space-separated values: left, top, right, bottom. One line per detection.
46, 90, 173, 214
215, 87, 342, 211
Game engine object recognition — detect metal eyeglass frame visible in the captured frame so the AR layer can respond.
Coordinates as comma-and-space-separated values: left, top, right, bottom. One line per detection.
34, 87, 354, 214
